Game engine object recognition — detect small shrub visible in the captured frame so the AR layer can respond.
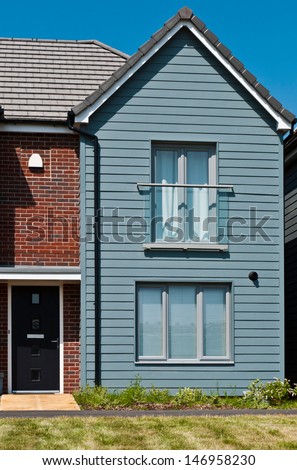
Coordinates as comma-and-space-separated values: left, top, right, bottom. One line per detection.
172, 387, 203, 407
115, 376, 147, 406
73, 384, 112, 408
146, 385, 171, 404
243, 378, 297, 408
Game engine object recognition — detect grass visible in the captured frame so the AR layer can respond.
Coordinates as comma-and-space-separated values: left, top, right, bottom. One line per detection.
1, 415, 297, 449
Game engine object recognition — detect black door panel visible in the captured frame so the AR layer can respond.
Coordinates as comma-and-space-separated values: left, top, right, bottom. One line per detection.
12, 286, 60, 391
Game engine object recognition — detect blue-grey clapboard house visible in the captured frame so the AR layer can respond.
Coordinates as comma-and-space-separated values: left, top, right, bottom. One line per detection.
284, 129, 297, 385
71, 6, 295, 393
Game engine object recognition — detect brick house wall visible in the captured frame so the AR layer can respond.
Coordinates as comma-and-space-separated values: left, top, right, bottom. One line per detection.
0, 132, 80, 266
0, 132, 81, 393
63, 283, 81, 392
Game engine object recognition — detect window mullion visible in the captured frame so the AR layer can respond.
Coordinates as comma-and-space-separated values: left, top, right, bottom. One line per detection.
180, 149, 186, 241
226, 288, 231, 360
197, 286, 203, 361
163, 286, 168, 360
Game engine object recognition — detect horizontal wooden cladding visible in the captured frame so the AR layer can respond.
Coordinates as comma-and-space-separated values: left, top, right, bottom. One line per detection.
99, 293, 280, 305
100, 344, 280, 355
96, 103, 273, 120
100, 367, 281, 377
82, 28, 283, 390
98, 305, 280, 316
95, 128, 278, 141
95, 110, 275, 130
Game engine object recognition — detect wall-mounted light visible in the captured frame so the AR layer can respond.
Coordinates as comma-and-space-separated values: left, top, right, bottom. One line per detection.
28, 153, 43, 169
248, 271, 258, 281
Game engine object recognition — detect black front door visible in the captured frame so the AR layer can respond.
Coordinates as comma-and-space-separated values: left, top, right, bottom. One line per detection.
12, 286, 60, 392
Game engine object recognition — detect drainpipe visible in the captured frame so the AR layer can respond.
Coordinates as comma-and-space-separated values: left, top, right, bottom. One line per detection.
67, 110, 101, 387
289, 118, 297, 137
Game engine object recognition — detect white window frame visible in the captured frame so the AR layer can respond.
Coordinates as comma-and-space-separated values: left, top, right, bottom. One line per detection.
137, 283, 232, 364
151, 143, 217, 244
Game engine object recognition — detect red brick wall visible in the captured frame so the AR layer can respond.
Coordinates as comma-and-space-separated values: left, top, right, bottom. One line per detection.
63, 283, 80, 392
0, 132, 80, 266
0, 284, 8, 393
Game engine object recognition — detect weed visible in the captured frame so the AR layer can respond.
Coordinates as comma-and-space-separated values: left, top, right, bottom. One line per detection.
243, 378, 297, 407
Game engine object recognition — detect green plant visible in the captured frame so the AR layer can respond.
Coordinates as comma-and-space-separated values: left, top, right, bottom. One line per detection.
243, 378, 297, 407
172, 387, 204, 407
146, 385, 171, 404
115, 376, 147, 406
73, 384, 112, 408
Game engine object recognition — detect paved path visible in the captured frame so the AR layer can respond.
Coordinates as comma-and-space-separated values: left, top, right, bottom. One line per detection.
0, 394, 80, 411
1, 408, 297, 418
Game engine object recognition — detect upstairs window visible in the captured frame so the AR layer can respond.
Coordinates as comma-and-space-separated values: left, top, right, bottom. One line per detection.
152, 144, 217, 243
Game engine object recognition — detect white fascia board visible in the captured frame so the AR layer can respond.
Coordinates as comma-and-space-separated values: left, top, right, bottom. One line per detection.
75, 21, 291, 131
0, 273, 81, 281
0, 123, 73, 134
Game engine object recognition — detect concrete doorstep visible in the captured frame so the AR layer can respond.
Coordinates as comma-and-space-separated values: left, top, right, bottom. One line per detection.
0, 394, 80, 411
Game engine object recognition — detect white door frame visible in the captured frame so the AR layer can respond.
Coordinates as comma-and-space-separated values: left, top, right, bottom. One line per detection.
7, 281, 64, 394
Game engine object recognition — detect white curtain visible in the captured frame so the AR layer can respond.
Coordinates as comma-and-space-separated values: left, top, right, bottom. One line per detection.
156, 150, 179, 241
187, 151, 209, 242
192, 187, 209, 241
162, 179, 179, 239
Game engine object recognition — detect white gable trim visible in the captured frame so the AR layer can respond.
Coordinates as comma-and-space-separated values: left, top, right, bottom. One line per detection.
75, 22, 185, 124
75, 20, 290, 131
187, 24, 290, 131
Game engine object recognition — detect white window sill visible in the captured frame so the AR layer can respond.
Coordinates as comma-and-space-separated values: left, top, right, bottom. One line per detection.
143, 243, 228, 252
135, 360, 234, 365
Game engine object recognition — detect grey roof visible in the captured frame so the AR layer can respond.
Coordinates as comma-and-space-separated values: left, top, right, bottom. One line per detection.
73, 6, 295, 124
0, 38, 127, 121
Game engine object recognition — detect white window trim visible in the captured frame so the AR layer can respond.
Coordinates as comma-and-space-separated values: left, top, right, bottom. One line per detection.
136, 283, 232, 364
150, 143, 220, 245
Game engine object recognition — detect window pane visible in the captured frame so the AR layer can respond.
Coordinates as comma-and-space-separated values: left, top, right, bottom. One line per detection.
155, 149, 179, 241
203, 287, 226, 356
187, 150, 210, 242
138, 287, 163, 357
168, 286, 197, 359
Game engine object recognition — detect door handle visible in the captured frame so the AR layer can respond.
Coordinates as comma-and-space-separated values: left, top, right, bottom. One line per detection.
51, 339, 59, 349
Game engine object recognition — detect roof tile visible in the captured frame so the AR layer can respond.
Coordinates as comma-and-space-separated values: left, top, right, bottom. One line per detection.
178, 6, 193, 19
164, 13, 180, 30
255, 83, 270, 99
191, 15, 206, 32
267, 96, 283, 112
229, 56, 244, 72
242, 69, 257, 85
281, 108, 296, 123
126, 50, 143, 68
138, 37, 157, 55
216, 43, 231, 59
204, 29, 219, 45
0, 38, 127, 121
152, 26, 170, 42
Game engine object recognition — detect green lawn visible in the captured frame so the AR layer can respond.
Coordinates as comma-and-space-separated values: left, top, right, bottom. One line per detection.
0, 415, 297, 450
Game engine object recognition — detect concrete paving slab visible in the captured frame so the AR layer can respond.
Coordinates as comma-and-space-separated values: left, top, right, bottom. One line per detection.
0, 394, 80, 411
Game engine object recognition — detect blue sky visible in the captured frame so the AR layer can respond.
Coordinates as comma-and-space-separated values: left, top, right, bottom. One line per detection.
2, 0, 296, 117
